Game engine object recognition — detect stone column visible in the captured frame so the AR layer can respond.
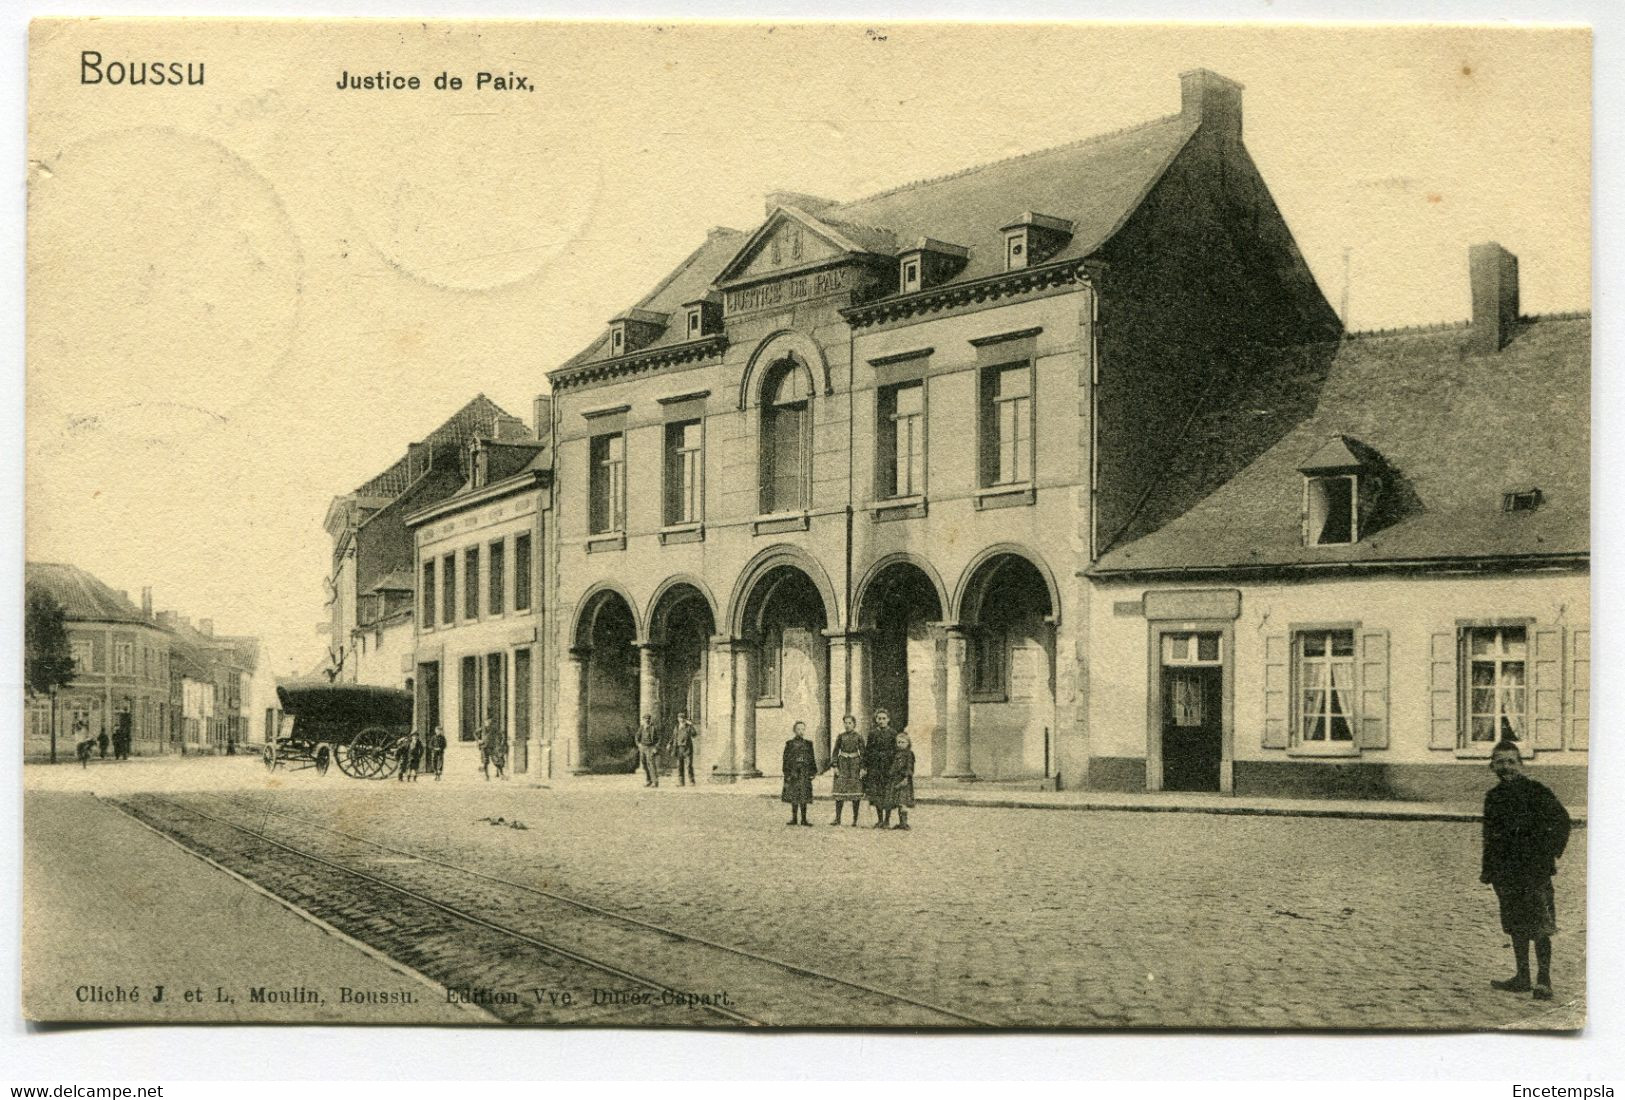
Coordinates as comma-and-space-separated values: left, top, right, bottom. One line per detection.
637, 643, 660, 726
564, 647, 591, 775
941, 624, 976, 780
731, 639, 762, 779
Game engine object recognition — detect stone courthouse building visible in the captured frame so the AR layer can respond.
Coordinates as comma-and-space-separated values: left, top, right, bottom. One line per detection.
542, 70, 1368, 785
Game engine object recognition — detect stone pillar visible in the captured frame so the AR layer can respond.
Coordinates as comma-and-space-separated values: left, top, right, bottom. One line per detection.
731, 639, 761, 778
825, 629, 869, 749
637, 643, 660, 726
848, 631, 869, 733
941, 624, 976, 780
564, 647, 591, 775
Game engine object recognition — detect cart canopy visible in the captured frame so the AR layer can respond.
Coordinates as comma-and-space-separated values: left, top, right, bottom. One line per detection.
275, 679, 413, 729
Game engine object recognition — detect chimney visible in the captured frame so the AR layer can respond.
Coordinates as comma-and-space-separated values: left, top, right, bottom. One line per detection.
156, 610, 176, 630
1181, 68, 1244, 143
764, 191, 837, 217
533, 395, 553, 445
141, 587, 153, 619
1470, 242, 1519, 353
199, 619, 214, 636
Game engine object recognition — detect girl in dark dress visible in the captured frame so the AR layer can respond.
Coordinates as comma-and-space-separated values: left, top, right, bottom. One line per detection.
781, 720, 817, 826
862, 708, 896, 828
887, 732, 916, 830
829, 714, 864, 826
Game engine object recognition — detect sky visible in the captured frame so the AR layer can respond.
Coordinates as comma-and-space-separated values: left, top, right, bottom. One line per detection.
24, 21, 1592, 679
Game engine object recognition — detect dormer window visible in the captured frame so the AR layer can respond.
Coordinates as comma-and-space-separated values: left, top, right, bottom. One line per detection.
1000, 213, 1074, 272
1503, 487, 1543, 513
1299, 435, 1384, 547
901, 259, 921, 293
897, 239, 968, 294
606, 308, 670, 357
681, 296, 722, 339
1305, 475, 1357, 545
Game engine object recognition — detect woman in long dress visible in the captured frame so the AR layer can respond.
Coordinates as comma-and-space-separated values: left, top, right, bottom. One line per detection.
886, 731, 917, 830
829, 714, 864, 826
781, 720, 817, 826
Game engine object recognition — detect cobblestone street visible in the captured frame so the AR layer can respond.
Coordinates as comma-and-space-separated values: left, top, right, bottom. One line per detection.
178, 763, 1588, 1031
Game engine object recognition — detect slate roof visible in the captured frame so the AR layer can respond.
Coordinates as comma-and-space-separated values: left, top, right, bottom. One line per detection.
1091, 316, 1590, 575
353, 395, 529, 498
26, 562, 148, 624
559, 229, 748, 371
557, 109, 1197, 373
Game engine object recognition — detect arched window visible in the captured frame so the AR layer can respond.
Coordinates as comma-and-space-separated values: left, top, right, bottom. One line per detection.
760, 358, 810, 513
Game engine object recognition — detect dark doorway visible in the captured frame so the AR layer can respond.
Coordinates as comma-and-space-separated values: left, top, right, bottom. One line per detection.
1159, 632, 1224, 792
581, 592, 638, 772
416, 661, 440, 736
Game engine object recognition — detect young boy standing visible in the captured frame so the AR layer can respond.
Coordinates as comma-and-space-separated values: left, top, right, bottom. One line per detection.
1481, 738, 1572, 1001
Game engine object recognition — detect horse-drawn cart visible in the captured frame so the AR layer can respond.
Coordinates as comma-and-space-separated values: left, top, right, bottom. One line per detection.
265, 680, 414, 779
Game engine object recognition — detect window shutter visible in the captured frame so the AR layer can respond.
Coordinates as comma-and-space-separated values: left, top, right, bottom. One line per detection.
1262, 633, 1289, 748
1357, 628, 1389, 749
1565, 627, 1589, 751
1428, 630, 1458, 749
1531, 625, 1564, 751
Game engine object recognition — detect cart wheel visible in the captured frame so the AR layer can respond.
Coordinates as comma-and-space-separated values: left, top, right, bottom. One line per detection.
347, 727, 397, 779
315, 744, 331, 776
262, 744, 276, 771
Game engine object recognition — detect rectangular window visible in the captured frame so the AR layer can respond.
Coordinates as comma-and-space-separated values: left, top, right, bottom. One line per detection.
488, 538, 506, 615
980, 363, 1032, 488
878, 381, 925, 499
1466, 626, 1527, 745
114, 641, 134, 675
514, 648, 532, 742
590, 432, 627, 534
442, 553, 457, 625
664, 420, 704, 525
459, 654, 479, 742
464, 546, 480, 620
514, 533, 532, 612
422, 560, 436, 628
970, 627, 1006, 698
486, 651, 506, 736
1297, 630, 1356, 743
1306, 475, 1358, 545
70, 640, 92, 673
756, 626, 783, 702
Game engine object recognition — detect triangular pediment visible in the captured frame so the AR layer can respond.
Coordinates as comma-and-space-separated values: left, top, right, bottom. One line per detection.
716, 207, 883, 286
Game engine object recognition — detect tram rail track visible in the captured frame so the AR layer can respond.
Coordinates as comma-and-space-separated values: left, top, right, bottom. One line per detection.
109, 791, 995, 1028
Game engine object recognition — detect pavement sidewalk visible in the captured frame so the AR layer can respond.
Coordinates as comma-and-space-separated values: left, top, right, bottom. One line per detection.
530, 772, 1587, 825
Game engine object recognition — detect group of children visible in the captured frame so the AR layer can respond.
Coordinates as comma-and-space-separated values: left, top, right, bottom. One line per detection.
394, 728, 448, 782
781, 708, 916, 830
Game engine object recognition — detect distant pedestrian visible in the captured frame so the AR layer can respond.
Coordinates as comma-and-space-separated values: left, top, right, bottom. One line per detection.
76, 737, 96, 768
480, 722, 508, 781
227, 735, 236, 756
429, 727, 447, 781
96, 729, 109, 759
635, 715, 661, 787
862, 708, 897, 828
885, 732, 917, 831
1481, 738, 1572, 1002
829, 714, 864, 826
781, 720, 816, 826
670, 712, 698, 786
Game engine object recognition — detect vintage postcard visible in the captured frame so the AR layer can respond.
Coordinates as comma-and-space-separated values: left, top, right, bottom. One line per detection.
23, 20, 1590, 1029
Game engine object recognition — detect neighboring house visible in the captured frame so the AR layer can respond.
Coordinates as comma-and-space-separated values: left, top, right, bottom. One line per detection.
407, 429, 553, 775
543, 70, 1342, 784
1087, 245, 1588, 803
322, 395, 529, 688
24, 564, 170, 758
160, 613, 256, 753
